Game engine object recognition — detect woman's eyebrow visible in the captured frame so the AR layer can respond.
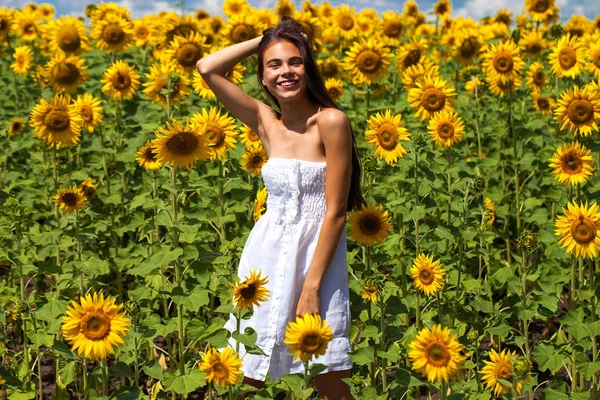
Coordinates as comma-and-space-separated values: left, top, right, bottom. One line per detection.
266, 56, 303, 63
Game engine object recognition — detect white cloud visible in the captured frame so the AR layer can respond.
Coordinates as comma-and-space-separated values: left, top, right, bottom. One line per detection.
453, 0, 524, 20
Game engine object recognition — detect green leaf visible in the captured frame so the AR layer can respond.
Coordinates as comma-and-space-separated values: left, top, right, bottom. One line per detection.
348, 346, 375, 365
36, 299, 68, 323
162, 369, 205, 396
109, 362, 134, 378
411, 206, 426, 222
80, 256, 110, 279
532, 342, 564, 374
170, 285, 209, 313
128, 248, 183, 276
143, 360, 164, 380
59, 361, 78, 386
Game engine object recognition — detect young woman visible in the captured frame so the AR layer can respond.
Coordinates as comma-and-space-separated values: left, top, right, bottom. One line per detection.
196, 17, 363, 399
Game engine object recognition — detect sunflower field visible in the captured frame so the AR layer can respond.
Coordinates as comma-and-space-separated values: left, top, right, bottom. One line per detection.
1, 0, 600, 399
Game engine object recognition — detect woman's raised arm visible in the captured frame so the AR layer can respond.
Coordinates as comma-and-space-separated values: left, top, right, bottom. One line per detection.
196, 36, 269, 132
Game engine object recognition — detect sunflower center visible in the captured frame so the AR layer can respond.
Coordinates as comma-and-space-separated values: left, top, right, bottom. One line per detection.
562, 151, 583, 173
211, 362, 227, 378
460, 37, 478, 59
437, 121, 455, 139
79, 311, 111, 340
103, 22, 125, 45
356, 50, 382, 73
436, 4, 448, 14
497, 364, 512, 380
232, 24, 252, 43
44, 109, 70, 132
240, 283, 257, 299
328, 86, 342, 98
533, 0, 549, 13
492, 52, 514, 73
61, 192, 78, 206
419, 267, 435, 285
558, 47, 576, 69
377, 124, 398, 150
168, 24, 196, 44
421, 88, 445, 112
404, 49, 421, 69
384, 21, 402, 36
425, 343, 450, 367
176, 43, 202, 67
12, 121, 23, 131
144, 147, 157, 161
359, 214, 382, 236
0, 19, 8, 34
526, 43, 542, 55
80, 105, 93, 122
52, 62, 80, 85
135, 26, 149, 39
536, 97, 550, 110
113, 71, 132, 90
24, 23, 35, 35
166, 131, 199, 156
322, 62, 339, 78
205, 123, 225, 148
300, 333, 321, 353
58, 26, 81, 52
338, 15, 354, 30
570, 216, 597, 244
250, 154, 264, 166
567, 99, 593, 124
533, 70, 545, 85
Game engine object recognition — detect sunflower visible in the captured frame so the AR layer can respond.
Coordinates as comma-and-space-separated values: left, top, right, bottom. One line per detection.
530, 93, 554, 115
54, 187, 87, 213
453, 28, 484, 65
343, 39, 392, 86
482, 40, 524, 83
223, 0, 250, 17
166, 32, 209, 75
565, 15, 590, 38
226, 63, 246, 85
433, 0, 451, 19
194, 9, 211, 21
253, 187, 268, 223
238, 124, 261, 150
321, 27, 342, 53
91, 16, 134, 53
200, 348, 243, 388
408, 324, 465, 383
276, 0, 296, 17
240, 148, 268, 175
143, 61, 190, 107
333, 5, 359, 41
229, 269, 270, 311
408, 76, 456, 120
402, 62, 440, 90
519, 29, 547, 57
427, 110, 465, 148
191, 70, 215, 100
364, 109, 411, 164
526, 62, 547, 93
525, 0, 555, 22
0, 8, 15, 40
89, 2, 130, 22
30, 95, 83, 148
348, 203, 393, 246
45, 55, 89, 94
380, 11, 404, 45
555, 202, 600, 259
586, 42, 600, 79
549, 142, 594, 186
10, 45, 34, 76
481, 349, 532, 397
361, 280, 378, 303
72, 93, 104, 133
222, 14, 265, 45
293, 10, 322, 41
554, 86, 600, 136
410, 254, 446, 296
191, 106, 238, 161
487, 76, 520, 98
79, 178, 99, 198
549, 35, 585, 79
101, 60, 141, 101
47, 16, 91, 56
484, 197, 495, 227
62, 292, 130, 360
318, 57, 344, 80
284, 313, 334, 363
132, 17, 155, 48
8, 118, 26, 136
397, 38, 429, 71
324, 78, 344, 101
136, 141, 163, 171
492, 8, 512, 26
12, 11, 38, 42
152, 118, 211, 171
465, 77, 484, 96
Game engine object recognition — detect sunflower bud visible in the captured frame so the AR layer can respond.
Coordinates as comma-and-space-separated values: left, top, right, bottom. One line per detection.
362, 155, 378, 173
510, 28, 521, 44
413, 132, 427, 148
15, 299, 28, 314
466, 329, 479, 341
513, 357, 532, 376
85, 4, 97, 19
549, 24, 565, 39
125, 300, 141, 317
351, 375, 364, 386
168, 71, 182, 87
517, 231, 538, 254
471, 174, 486, 194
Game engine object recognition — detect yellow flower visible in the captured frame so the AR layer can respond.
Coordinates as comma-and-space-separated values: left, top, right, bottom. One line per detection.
549, 141, 594, 186
191, 107, 238, 161
427, 110, 465, 148
402, 62, 440, 90
222, 14, 265, 45
333, 4, 359, 41
365, 109, 411, 164
142, 61, 191, 107
30, 95, 83, 149
10, 45, 34, 75
91, 16, 134, 53
8, 118, 26, 136
12, 11, 39, 42
549, 35, 585, 79
481, 349, 532, 397
253, 187, 268, 223
484, 197, 495, 227
410, 254, 446, 296
397, 38, 429, 71
239, 124, 262, 150
284, 313, 334, 363
554, 86, 600, 136
348, 203, 393, 246
343, 39, 392, 86
132, 17, 155, 48
361, 280, 378, 303
240, 148, 268, 175
555, 201, 600, 259
72, 93, 104, 133
453, 28, 484, 65
408, 75, 456, 120
526, 62, 547, 93
79, 178, 99, 198
586, 42, 600, 79
276, 0, 296, 18
229, 269, 270, 311
380, 11, 404, 45
520, 29, 548, 57
532, 93, 555, 115
200, 348, 243, 388
191, 70, 215, 100
101, 60, 141, 101
46, 16, 92, 56
487, 76, 520, 98
166, 32, 209, 75
89, 2, 130, 22
62, 292, 130, 360
45, 55, 89, 94
318, 57, 344, 80
482, 40, 524, 83
408, 324, 465, 383
324, 78, 344, 101
223, 0, 250, 17
136, 140, 164, 171
294, 10, 322, 42
152, 118, 212, 171
54, 187, 87, 213
433, 0, 451, 19
465, 77, 484, 96
525, 0, 555, 22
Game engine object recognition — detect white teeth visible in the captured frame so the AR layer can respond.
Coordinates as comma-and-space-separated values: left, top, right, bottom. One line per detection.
279, 80, 297, 87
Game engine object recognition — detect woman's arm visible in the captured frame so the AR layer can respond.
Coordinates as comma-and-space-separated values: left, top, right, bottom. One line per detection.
196, 36, 270, 132
295, 109, 353, 318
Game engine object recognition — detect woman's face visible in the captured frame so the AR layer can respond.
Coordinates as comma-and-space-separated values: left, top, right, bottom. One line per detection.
262, 40, 307, 101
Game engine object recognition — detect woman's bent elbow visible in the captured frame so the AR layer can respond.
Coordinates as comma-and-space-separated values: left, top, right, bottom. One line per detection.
196, 59, 210, 76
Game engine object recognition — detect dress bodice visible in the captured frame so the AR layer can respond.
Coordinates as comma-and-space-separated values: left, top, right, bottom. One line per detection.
261, 157, 327, 224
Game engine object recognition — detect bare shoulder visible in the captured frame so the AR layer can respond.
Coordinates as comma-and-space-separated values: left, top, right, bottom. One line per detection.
316, 108, 350, 133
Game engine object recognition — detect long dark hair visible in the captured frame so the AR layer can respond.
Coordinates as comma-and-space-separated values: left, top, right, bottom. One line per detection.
257, 17, 365, 212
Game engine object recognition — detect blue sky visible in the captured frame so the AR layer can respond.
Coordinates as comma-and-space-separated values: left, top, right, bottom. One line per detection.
4, 0, 598, 21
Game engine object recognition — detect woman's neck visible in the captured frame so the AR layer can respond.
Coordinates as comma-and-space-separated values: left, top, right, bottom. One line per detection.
279, 97, 319, 128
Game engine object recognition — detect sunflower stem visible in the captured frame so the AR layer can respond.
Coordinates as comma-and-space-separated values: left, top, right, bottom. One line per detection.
76, 210, 84, 295
102, 358, 108, 396
509, 90, 520, 236
520, 251, 530, 356
414, 141, 420, 254
152, 170, 159, 248
592, 259, 599, 395
98, 126, 112, 197
416, 291, 421, 330
303, 361, 310, 391
440, 381, 447, 400
446, 146, 452, 232
52, 146, 62, 268
236, 309, 241, 354
82, 356, 88, 397
474, 83, 482, 164
218, 160, 226, 245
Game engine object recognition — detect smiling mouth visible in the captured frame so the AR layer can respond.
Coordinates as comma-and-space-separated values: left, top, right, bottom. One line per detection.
277, 80, 298, 88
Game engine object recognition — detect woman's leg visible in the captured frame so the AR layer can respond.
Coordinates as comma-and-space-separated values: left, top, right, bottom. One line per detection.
241, 377, 265, 399
314, 369, 354, 400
